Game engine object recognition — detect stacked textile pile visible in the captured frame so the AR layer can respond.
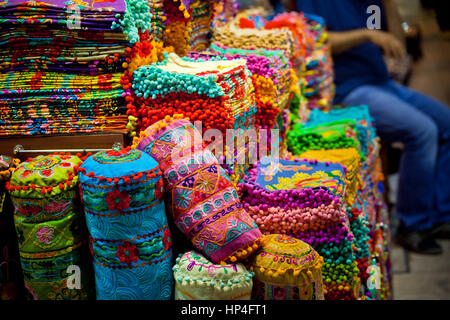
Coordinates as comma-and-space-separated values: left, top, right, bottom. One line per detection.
0, 0, 236, 137
287, 119, 361, 157
239, 156, 361, 299
305, 106, 376, 159
128, 52, 257, 184
296, 105, 392, 299
188, 43, 293, 153
142, 0, 235, 57
188, 0, 214, 51
300, 14, 334, 112
229, 10, 333, 116
0, 0, 130, 136
210, 21, 300, 147
247, 11, 307, 76
299, 148, 361, 207
212, 22, 295, 60
122, 0, 241, 137
129, 52, 256, 136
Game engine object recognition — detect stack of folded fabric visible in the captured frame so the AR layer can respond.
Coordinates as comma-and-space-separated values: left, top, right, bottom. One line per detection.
129, 52, 256, 137
262, 12, 307, 76
7, 154, 93, 300
297, 148, 362, 208
300, 14, 335, 111
188, 0, 214, 52
187, 43, 293, 156
210, 22, 300, 147
122, 0, 241, 137
0, 0, 130, 136
128, 52, 257, 184
202, 44, 294, 128
287, 120, 360, 157
151, 0, 237, 57
239, 157, 346, 235
305, 105, 376, 159
212, 22, 294, 61
263, 11, 310, 123
296, 105, 392, 299
133, 116, 263, 264
0, 0, 237, 137
239, 156, 361, 300
301, 106, 370, 277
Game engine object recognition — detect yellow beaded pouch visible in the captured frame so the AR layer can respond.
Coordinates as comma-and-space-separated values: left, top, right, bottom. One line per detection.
248, 234, 324, 300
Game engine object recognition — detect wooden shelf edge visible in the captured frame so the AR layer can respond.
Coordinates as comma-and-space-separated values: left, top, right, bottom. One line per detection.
0, 132, 129, 159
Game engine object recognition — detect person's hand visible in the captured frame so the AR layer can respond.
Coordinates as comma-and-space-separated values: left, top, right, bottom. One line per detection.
366, 29, 407, 59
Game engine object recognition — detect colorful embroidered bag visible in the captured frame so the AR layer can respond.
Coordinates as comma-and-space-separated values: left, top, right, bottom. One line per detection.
248, 234, 324, 300
7, 154, 93, 300
133, 116, 263, 264
78, 148, 173, 300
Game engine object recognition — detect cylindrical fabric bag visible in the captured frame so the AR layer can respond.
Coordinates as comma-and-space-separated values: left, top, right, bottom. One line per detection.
248, 234, 324, 300
173, 251, 254, 300
133, 115, 263, 264
7, 154, 93, 300
78, 148, 173, 300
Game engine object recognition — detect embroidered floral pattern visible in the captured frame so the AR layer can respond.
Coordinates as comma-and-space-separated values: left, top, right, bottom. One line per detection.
36, 226, 55, 244
93, 149, 141, 164
194, 171, 216, 193
106, 189, 131, 212
274, 234, 297, 244
174, 188, 192, 209
17, 155, 76, 180
116, 242, 139, 265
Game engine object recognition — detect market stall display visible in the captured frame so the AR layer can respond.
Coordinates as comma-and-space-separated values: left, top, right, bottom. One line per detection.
0, 1, 394, 301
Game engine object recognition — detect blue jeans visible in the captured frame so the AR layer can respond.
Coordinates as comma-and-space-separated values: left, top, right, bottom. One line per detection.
341, 80, 450, 231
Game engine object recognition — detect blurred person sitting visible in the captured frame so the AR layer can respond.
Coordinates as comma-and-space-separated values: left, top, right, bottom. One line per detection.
289, 0, 450, 254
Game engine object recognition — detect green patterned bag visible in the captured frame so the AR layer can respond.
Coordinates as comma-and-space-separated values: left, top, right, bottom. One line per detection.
7, 155, 94, 300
